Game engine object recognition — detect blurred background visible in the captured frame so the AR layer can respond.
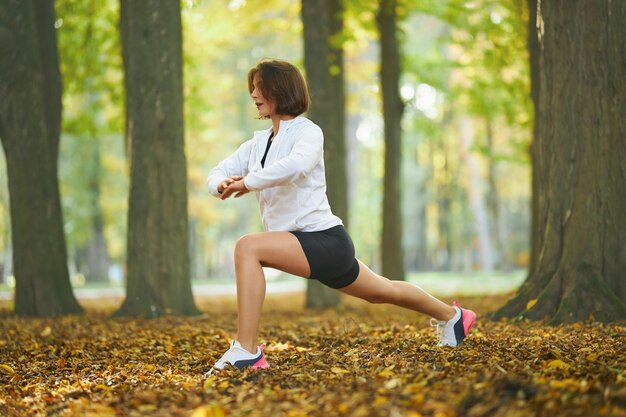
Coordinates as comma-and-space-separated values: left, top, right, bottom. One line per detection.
0, 0, 531, 295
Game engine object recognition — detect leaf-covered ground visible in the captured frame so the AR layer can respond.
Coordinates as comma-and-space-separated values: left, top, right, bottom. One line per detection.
1, 293, 625, 417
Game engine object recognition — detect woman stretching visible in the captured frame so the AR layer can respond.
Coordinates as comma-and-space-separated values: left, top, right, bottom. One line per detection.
206, 59, 476, 372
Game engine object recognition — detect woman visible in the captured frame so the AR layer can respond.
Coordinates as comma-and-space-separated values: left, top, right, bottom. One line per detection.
206, 59, 476, 372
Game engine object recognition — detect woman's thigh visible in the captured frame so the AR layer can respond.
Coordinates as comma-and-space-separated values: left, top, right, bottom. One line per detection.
235, 231, 311, 278
338, 260, 394, 302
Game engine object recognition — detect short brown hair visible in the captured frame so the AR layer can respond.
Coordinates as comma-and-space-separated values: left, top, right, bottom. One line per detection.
247, 59, 310, 118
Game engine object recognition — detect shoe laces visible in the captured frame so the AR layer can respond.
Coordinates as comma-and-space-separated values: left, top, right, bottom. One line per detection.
430, 318, 446, 346
214, 348, 234, 369
206, 341, 238, 375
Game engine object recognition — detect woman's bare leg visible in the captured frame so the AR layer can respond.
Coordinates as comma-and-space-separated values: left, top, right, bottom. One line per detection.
339, 260, 456, 321
233, 232, 310, 354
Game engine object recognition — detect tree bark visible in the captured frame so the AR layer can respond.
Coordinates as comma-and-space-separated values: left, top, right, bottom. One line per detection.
378, 0, 405, 280
485, 119, 512, 270
526, 0, 541, 275
115, 0, 199, 317
302, 0, 345, 308
493, 0, 626, 323
86, 134, 110, 282
0, 0, 82, 316
458, 116, 495, 270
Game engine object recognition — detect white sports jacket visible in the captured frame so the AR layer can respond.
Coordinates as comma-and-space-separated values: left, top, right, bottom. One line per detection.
206, 116, 342, 232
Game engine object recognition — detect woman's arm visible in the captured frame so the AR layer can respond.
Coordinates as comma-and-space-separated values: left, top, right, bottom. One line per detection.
206, 139, 254, 198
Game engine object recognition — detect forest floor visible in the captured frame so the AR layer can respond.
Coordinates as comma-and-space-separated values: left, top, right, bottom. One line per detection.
0, 293, 625, 417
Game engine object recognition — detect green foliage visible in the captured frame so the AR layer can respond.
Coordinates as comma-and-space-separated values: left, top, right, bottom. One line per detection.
54, 0, 126, 259
0, 0, 533, 279
56, 0, 123, 135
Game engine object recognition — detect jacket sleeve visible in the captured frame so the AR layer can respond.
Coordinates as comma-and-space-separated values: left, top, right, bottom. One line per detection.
206, 139, 254, 198
243, 125, 323, 191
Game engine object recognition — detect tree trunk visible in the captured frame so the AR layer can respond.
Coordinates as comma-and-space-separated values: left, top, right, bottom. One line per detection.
378, 0, 405, 280
430, 138, 449, 271
115, 0, 199, 317
493, 0, 626, 323
86, 137, 110, 282
0, 0, 82, 316
302, 0, 345, 308
485, 118, 512, 270
458, 116, 495, 270
405, 132, 429, 271
526, 0, 541, 276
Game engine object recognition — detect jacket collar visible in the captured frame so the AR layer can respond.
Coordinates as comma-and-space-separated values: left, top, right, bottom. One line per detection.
253, 116, 304, 140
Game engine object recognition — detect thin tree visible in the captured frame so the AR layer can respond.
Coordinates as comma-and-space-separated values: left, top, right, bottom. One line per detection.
115, 0, 199, 317
0, 0, 82, 316
377, 0, 405, 280
301, 0, 347, 308
494, 0, 626, 323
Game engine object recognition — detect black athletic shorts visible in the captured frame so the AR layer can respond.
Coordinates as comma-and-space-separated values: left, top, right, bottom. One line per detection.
289, 225, 360, 289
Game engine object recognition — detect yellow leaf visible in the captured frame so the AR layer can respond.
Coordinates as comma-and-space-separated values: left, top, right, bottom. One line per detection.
344, 349, 358, 357
546, 359, 571, 370
331, 366, 349, 374
526, 299, 538, 310
378, 366, 395, 377
286, 410, 308, 417
373, 396, 388, 406
203, 376, 215, 389
384, 377, 401, 390
0, 364, 15, 374
191, 405, 225, 417
40, 326, 52, 337
138, 404, 157, 412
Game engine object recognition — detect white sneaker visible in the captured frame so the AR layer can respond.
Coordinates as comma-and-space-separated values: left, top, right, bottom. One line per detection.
431, 302, 477, 347
206, 340, 269, 375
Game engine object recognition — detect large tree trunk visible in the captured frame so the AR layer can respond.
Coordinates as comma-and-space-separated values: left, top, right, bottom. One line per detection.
526, 0, 541, 276
378, 0, 405, 280
432, 141, 453, 271
404, 132, 429, 271
302, 0, 345, 308
326, 0, 348, 226
485, 119, 512, 270
86, 136, 110, 283
0, 1, 82, 316
494, 0, 626, 323
115, 0, 199, 317
458, 116, 495, 270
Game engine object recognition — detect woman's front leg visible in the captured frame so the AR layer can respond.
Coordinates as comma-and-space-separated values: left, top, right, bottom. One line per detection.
233, 232, 310, 353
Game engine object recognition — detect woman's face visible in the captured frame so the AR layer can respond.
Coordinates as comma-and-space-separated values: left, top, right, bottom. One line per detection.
250, 74, 276, 118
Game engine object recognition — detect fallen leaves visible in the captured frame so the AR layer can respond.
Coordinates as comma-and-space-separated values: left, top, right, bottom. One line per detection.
0, 363, 15, 375
0, 293, 624, 417
546, 359, 571, 371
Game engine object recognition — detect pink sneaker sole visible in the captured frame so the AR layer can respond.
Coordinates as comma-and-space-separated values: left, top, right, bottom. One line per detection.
252, 357, 269, 370
252, 345, 269, 370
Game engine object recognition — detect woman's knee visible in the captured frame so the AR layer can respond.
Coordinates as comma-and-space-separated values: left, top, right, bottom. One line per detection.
234, 233, 262, 259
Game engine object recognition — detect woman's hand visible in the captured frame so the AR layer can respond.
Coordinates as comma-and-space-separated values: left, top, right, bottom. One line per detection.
220, 178, 250, 200
218, 175, 243, 195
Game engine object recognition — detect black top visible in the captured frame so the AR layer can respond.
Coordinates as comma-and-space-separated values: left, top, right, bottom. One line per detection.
260, 131, 274, 168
